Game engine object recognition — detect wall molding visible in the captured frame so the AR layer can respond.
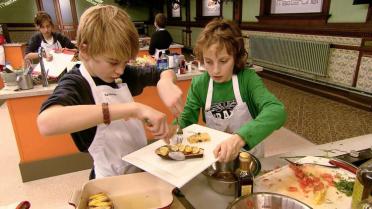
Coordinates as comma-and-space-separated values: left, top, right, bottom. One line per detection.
239, 22, 372, 37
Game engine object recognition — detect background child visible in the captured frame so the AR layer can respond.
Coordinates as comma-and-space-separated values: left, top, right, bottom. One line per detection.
37, 5, 183, 179
149, 13, 173, 59
25, 11, 76, 62
173, 19, 286, 162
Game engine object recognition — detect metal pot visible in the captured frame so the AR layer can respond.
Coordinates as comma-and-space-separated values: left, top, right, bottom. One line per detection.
227, 192, 312, 209
16, 74, 33, 90
202, 151, 261, 196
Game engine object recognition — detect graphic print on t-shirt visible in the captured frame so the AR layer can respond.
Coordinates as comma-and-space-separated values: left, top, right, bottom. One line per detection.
210, 99, 237, 119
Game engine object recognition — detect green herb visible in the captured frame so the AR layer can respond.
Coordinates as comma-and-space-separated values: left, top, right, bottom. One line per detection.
334, 179, 354, 196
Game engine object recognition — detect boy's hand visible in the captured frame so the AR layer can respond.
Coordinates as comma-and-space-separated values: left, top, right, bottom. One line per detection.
44, 53, 53, 62
135, 103, 169, 139
157, 73, 184, 117
213, 134, 245, 163
162, 124, 178, 144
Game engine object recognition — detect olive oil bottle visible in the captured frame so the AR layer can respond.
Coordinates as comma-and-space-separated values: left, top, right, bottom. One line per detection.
235, 152, 254, 198
351, 160, 372, 209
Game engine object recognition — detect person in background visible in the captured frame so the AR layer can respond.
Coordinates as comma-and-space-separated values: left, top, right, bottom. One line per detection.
168, 19, 286, 162
37, 5, 183, 179
25, 11, 76, 62
149, 13, 173, 59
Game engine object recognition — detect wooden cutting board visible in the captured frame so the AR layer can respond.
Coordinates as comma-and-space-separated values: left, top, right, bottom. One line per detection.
254, 157, 355, 209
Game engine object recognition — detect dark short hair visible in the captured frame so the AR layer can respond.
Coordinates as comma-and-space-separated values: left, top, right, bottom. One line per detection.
155, 13, 167, 28
193, 18, 248, 74
34, 11, 53, 27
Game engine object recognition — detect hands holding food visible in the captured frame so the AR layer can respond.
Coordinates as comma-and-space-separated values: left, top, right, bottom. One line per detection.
213, 134, 245, 163
134, 103, 169, 139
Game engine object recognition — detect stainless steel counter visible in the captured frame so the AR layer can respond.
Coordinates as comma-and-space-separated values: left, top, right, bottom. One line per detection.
0, 70, 203, 100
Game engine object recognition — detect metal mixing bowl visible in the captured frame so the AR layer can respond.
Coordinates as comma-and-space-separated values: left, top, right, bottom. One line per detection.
227, 192, 312, 209
202, 151, 261, 196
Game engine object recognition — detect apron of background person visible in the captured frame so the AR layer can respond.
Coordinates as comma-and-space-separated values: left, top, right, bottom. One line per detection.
79, 64, 147, 178
153, 28, 168, 60
204, 75, 264, 158
40, 37, 61, 54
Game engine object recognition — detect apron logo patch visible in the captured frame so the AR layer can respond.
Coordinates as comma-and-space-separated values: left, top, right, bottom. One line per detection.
104, 93, 117, 96
210, 100, 237, 119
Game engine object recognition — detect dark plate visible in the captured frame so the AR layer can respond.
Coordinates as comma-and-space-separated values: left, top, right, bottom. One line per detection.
155, 145, 204, 160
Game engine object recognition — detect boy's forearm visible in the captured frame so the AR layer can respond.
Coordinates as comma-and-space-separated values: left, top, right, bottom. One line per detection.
160, 69, 176, 83
24, 52, 39, 61
37, 103, 139, 136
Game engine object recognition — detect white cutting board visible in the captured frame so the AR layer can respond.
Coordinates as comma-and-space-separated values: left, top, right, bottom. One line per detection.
123, 124, 232, 188
254, 156, 356, 209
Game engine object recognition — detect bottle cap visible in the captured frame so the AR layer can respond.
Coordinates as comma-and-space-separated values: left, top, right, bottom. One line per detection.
239, 152, 251, 160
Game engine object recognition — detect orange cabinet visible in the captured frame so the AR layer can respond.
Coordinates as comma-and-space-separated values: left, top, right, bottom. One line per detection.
6, 78, 194, 180
4, 43, 26, 68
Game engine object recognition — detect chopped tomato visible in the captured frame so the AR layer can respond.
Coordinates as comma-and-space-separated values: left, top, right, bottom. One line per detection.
321, 173, 334, 186
287, 186, 298, 192
313, 182, 325, 192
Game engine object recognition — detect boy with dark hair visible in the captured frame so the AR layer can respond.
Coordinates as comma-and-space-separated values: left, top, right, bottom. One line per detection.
25, 11, 76, 61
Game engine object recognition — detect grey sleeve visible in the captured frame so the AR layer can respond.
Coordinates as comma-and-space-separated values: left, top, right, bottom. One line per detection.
25, 34, 41, 54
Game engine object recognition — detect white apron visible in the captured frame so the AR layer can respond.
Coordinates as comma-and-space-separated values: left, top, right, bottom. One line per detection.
205, 75, 264, 158
40, 38, 62, 54
154, 49, 167, 60
80, 64, 147, 178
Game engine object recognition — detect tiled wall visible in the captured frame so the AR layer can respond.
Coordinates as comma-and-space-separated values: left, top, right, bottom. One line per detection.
327, 49, 359, 86
357, 56, 372, 93
242, 30, 371, 94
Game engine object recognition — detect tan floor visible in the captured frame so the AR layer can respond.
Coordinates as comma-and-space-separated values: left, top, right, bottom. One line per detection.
0, 102, 90, 209
0, 101, 313, 209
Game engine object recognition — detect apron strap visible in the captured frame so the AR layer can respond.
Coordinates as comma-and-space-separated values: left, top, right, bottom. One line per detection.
205, 78, 214, 111
79, 63, 105, 103
232, 75, 243, 105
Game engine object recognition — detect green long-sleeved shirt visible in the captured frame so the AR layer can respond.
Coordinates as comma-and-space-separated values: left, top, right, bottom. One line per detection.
178, 68, 287, 150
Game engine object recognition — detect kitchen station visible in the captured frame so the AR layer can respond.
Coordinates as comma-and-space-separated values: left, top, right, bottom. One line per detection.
1, 0, 372, 209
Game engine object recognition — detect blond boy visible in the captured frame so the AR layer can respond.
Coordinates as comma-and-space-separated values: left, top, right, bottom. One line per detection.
37, 5, 183, 179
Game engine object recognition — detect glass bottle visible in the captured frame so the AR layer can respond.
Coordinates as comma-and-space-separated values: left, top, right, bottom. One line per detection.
156, 51, 168, 71
357, 198, 372, 209
352, 160, 372, 209
234, 152, 254, 198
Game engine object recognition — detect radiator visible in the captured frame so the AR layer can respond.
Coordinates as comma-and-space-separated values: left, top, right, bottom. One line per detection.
249, 35, 330, 77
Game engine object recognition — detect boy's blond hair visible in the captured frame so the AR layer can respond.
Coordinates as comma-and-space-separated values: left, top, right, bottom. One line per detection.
193, 18, 248, 74
76, 5, 139, 61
